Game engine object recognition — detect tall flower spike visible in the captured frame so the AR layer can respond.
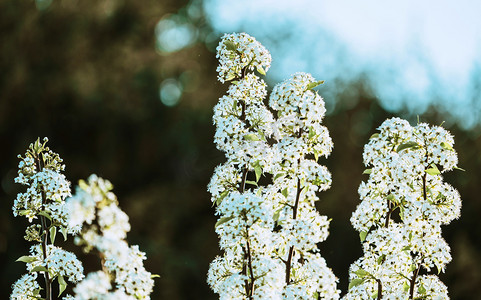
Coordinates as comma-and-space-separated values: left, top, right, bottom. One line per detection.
12, 138, 84, 300
208, 32, 339, 299
66, 174, 155, 299
344, 118, 461, 300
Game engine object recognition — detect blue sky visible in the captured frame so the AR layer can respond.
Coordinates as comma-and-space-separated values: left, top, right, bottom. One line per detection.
201, 0, 481, 130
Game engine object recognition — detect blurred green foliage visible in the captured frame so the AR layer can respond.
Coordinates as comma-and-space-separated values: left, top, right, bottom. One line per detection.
1, 1, 480, 299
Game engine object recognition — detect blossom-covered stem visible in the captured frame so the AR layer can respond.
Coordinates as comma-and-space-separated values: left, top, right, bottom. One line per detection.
285, 178, 302, 285
409, 263, 422, 299
376, 279, 382, 300
35, 152, 53, 300
245, 228, 255, 299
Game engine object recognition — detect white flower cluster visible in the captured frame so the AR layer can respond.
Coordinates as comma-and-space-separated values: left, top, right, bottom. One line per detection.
11, 138, 84, 300
208, 32, 339, 299
344, 118, 461, 299
66, 174, 155, 299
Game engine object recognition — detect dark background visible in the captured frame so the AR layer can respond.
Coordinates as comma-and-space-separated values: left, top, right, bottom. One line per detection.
1, 1, 480, 299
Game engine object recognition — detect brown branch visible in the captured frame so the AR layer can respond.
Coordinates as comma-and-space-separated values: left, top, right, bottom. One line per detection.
285, 178, 302, 285
35, 153, 52, 300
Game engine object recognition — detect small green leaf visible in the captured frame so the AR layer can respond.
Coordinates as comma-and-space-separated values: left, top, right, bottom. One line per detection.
224, 40, 238, 51
403, 281, 410, 292
31, 265, 48, 273
386, 194, 395, 201
397, 141, 420, 153
50, 226, 57, 244
308, 126, 316, 140
371, 291, 378, 299
376, 254, 386, 264
454, 166, 466, 172
38, 211, 52, 221
401, 245, 411, 251
273, 208, 282, 222
254, 164, 262, 182
245, 180, 258, 187
362, 169, 372, 175
60, 227, 68, 241
360, 231, 368, 242
256, 65, 266, 76
225, 72, 237, 82
370, 133, 379, 140
281, 187, 289, 198
244, 133, 261, 141
425, 164, 441, 175
417, 283, 426, 294
408, 264, 417, 273
348, 278, 364, 290
58, 275, 67, 297
214, 190, 229, 207
16, 256, 38, 263
306, 80, 325, 90
215, 216, 235, 228
353, 268, 369, 278
273, 173, 284, 181
440, 141, 454, 151
314, 151, 319, 162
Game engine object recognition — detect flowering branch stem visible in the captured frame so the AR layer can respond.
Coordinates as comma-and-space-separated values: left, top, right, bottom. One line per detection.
285, 178, 302, 285
409, 149, 429, 299
409, 263, 422, 299
35, 153, 52, 300
377, 279, 382, 300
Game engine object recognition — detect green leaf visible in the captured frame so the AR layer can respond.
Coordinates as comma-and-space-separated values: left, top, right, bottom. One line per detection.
386, 194, 395, 201
401, 245, 411, 251
308, 126, 316, 140
58, 275, 67, 297
225, 72, 237, 82
215, 216, 235, 228
454, 166, 466, 172
425, 164, 441, 175
348, 278, 364, 290
273, 208, 282, 222
362, 169, 372, 175
314, 151, 319, 162
417, 283, 426, 294
49, 226, 57, 244
214, 190, 229, 207
31, 265, 48, 273
403, 281, 410, 292
408, 264, 417, 273
306, 80, 325, 90
60, 227, 68, 241
370, 133, 379, 140
254, 164, 262, 182
353, 268, 369, 278
281, 187, 289, 198
396, 141, 420, 153
440, 141, 454, 151
244, 133, 261, 141
371, 291, 378, 299
16, 256, 38, 263
38, 211, 52, 221
256, 65, 266, 76
273, 173, 284, 181
376, 254, 386, 264
359, 231, 368, 242
245, 180, 258, 187
224, 40, 238, 51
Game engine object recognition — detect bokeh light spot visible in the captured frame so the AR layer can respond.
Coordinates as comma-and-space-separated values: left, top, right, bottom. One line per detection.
159, 79, 183, 107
